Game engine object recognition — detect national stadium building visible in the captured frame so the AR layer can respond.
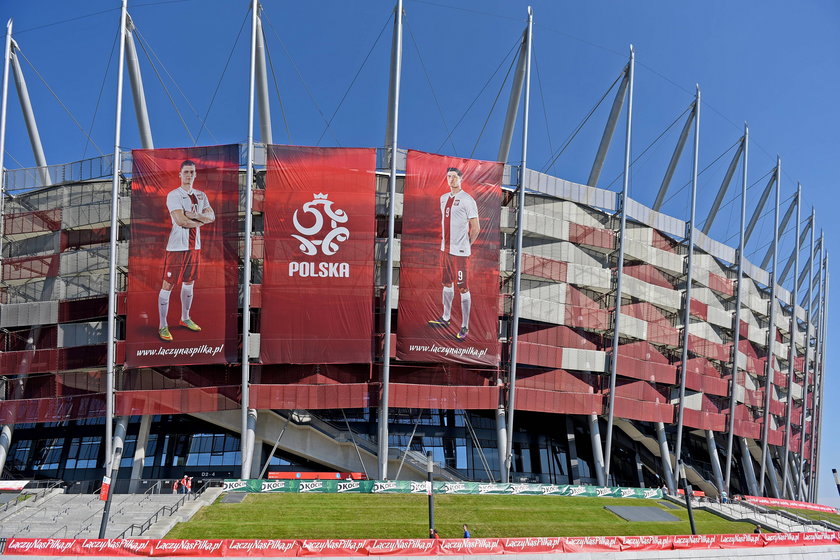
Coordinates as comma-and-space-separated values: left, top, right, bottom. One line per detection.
0, 2, 828, 505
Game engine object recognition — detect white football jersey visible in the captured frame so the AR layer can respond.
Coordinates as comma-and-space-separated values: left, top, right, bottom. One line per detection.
439, 190, 478, 256
165, 187, 212, 251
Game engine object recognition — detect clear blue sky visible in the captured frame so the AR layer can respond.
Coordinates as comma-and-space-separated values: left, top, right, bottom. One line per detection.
4, 0, 838, 503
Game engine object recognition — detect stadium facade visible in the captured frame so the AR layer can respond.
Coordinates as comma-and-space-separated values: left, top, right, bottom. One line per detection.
0, 2, 828, 504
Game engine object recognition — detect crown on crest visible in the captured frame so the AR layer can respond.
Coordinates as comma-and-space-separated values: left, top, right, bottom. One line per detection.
313, 193, 329, 200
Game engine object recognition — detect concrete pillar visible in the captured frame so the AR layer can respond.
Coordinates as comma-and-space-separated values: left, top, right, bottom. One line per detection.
739, 437, 760, 496
634, 449, 645, 488
588, 414, 606, 486
0, 424, 12, 475
495, 405, 507, 483
247, 409, 260, 478
764, 450, 781, 498
128, 415, 152, 492
705, 430, 725, 495
565, 417, 581, 484
656, 422, 676, 493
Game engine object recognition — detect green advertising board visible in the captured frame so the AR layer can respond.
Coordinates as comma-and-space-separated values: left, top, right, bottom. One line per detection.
222, 479, 661, 500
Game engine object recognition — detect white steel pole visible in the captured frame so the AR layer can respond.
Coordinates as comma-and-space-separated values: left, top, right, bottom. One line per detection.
603, 45, 634, 482
379, 0, 402, 480
504, 5, 532, 484
797, 209, 815, 499
759, 158, 781, 494
0, 20, 14, 477
781, 185, 801, 497
105, 0, 129, 472
724, 126, 747, 493
0, 19, 12, 272
673, 87, 700, 476
807, 236, 824, 500
240, 0, 258, 479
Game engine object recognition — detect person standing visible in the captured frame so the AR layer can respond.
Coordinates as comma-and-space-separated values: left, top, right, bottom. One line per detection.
427, 167, 480, 341
462, 524, 471, 538
158, 160, 215, 342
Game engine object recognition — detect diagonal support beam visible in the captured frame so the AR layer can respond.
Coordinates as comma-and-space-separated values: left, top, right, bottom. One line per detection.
761, 195, 796, 269
653, 102, 695, 212
780, 215, 811, 285
701, 138, 744, 234
587, 65, 629, 187
744, 169, 777, 245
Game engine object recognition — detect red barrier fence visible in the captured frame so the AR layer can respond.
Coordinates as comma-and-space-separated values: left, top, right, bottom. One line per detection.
743, 495, 839, 514
3, 533, 840, 556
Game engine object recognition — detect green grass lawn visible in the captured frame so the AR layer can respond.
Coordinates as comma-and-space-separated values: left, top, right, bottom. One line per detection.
166, 494, 756, 539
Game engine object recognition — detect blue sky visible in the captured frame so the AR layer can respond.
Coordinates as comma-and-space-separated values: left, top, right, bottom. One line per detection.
3, 1, 838, 504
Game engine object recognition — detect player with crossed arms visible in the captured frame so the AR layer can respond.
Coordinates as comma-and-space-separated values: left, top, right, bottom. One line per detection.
157, 160, 215, 342
428, 167, 479, 341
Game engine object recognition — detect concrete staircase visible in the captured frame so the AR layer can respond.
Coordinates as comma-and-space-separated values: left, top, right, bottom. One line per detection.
666, 495, 840, 533
0, 487, 222, 539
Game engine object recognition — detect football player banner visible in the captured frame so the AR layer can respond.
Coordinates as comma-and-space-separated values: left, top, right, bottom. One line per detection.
397, 151, 502, 366
126, 145, 239, 368
261, 146, 375, 364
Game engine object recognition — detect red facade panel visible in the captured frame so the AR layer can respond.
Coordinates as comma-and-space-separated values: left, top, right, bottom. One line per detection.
517, 342, 563, 369
387, 383, 499, 410
687, 334, 730, 362
623, 302, 671, 325
2, 255, 60, 281
647, 323, 680, 347
616, 341, 670, 363
613, 397, 673, 423
683, 408, 726, 431
708, 273, 735, 296
615, 354, 677, 385
116, 387, 241, 415
520, 325, 596, 350
515, 387, 603, 415
0, 394, 105, 425
683, 357, 722, 378
565, 306, 610, 331
1, 348, 59, 375
623, 264, 674, 289
250, 383, 369, 410
684, 370, 728, 396
568, 222, 614, 250
62, 228, 109, 251
58, 297, 108, 322
4, 209, 62, 236
521, 254, 566, 282
689, 299, 708, 321
517, 368, 598, 393
650, 230, 677, 253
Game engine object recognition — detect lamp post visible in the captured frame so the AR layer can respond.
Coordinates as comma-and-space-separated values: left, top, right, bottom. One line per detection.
678, 460, 697, 535
427, 452, 435, 536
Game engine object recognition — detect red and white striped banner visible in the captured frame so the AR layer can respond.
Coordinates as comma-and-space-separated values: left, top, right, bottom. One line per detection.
3, 534, 840, 556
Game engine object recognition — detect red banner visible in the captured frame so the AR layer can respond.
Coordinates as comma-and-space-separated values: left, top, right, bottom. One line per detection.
744, 494, 839, 513
5, 534, 840, 556
126, 146, 239, 368
261, 146, 375, 364
397, 151, 502, 366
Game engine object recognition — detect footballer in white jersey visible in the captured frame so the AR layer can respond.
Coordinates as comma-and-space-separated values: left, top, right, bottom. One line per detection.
428, 167, 480, 341
157, 160, 215, 342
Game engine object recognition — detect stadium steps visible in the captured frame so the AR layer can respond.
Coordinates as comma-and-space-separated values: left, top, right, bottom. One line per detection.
140, 487, 224, 539
666, 495, 838, 533
0, 492, 197, 538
